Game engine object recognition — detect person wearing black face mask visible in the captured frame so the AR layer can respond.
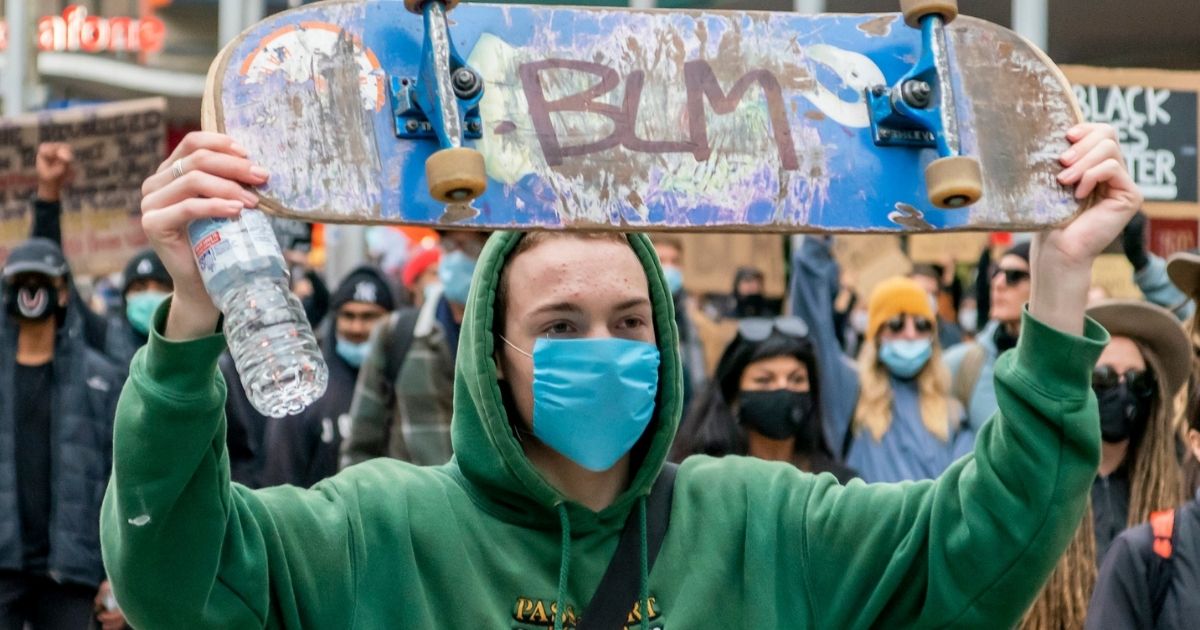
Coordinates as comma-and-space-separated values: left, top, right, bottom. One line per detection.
671, 316, 857, 483
1085, 300, 1190, 561
0, 238, 125, 629
1021, 299, 1191, 629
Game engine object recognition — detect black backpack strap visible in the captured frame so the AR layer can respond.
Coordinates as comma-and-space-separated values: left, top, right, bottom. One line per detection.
578, 463, 678, 630
382, 308, 420, 404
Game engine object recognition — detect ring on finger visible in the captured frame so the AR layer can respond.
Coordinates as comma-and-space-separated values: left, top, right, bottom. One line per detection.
170, 158, 185, 180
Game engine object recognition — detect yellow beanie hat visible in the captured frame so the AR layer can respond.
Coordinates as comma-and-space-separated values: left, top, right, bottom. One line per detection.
866, 277, 935, 341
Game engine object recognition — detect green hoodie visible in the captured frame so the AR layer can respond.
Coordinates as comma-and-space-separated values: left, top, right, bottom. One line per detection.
102, 232, 1108, 629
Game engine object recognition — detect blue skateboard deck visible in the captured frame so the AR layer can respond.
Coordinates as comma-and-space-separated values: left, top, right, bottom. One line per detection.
203, 0, 1084, 232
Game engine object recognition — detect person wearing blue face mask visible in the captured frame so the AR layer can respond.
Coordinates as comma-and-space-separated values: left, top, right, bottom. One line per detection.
340, 229, 490, 469
100, 249, 175, 368
257, 266, 394, 488
107, 123, 1148, 630
793, 248, 974, 484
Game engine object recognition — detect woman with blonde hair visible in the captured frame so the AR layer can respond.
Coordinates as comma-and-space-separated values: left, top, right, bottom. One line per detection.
792, 242, 971, 483
1022, 299, 1191, 629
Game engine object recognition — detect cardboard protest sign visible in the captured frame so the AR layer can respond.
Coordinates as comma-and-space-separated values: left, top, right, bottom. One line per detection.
0, 98, 165, 276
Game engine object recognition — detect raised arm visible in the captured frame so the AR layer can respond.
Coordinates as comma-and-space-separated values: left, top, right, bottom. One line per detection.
100, 133, 359, 628
31, 143, 71, 245
796, 123, 1139, 626
789, 235, 860, 456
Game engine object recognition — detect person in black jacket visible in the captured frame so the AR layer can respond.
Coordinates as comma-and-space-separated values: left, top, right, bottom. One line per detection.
0, 238, 126, 629
1086, 382, 1200, 629
256, 266, 394, 488
670, 316, 857, 483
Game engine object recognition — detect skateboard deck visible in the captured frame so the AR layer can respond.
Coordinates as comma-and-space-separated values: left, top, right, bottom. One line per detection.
203, 1, 1084, 232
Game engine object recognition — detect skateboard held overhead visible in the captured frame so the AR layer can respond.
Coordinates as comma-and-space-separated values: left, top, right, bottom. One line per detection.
202, 0, 1084, 232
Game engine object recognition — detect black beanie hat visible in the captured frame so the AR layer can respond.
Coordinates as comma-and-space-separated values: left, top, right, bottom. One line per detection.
122, 249, 172, 296
1003, 241, 1032, 265
330, 266, 395, 312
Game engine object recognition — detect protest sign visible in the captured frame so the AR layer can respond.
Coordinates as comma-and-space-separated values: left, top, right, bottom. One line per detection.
0, 98, 165, 276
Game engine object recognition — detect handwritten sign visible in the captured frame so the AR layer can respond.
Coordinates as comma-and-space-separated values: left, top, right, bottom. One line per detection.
1065, 66, 1200, 204
0, 98, 165, 276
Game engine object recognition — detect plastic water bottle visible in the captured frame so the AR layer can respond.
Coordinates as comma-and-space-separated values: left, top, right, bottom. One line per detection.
188, 209, 328, 418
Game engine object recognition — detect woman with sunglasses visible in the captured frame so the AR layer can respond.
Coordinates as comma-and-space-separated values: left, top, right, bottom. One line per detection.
1086, 377, 1200, 630
671, 317, 857, 483
792, 239, 971, 484
943, 241, 1033, 434
1022, 299, 1190, 629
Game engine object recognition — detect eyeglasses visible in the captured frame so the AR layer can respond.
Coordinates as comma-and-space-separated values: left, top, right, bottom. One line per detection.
738, 316, 809, 341
884, 314, 933, 334
1092, 365, 1155, 397
992, 268, 1031, 287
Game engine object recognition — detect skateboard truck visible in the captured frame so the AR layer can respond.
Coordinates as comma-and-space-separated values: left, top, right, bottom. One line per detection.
398, 0, 487, 204
866, 0, 983, 209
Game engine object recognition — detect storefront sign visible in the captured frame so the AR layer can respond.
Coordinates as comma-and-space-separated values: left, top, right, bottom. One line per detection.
0, 98, 166, 276
0, 5, 167, 55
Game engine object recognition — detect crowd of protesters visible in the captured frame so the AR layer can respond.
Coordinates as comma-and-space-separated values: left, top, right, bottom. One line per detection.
3, 122, 1200, 629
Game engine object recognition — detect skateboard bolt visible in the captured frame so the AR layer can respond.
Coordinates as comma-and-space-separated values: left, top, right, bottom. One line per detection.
452, 68, 482, 99
901, 80, 933, 108
871, 85, 887, 97
467, 121, 481, 134
405, 119, 420, 133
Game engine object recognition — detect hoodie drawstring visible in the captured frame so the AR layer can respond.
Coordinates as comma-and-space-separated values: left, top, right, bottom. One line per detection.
554, 497, 652, 630
554, 504, 571, 630
637, 495, 650, 630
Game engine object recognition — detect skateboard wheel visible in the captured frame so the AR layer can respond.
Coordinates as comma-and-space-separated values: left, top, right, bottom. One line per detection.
405, 0, 458, 14
900, 0, 959, 28
925, 156, 982, 209
426, 147, 487, 203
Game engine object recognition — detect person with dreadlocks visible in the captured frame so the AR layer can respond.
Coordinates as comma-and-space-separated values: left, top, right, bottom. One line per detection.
1085, 374, 1200, 629
1020, 300, 1191, 629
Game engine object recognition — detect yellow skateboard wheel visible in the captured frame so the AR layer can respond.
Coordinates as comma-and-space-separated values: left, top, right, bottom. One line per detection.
900, 0, 959, 28
925, 156, 982, 209
405, 0, 459, 14
426, 147, 487, 203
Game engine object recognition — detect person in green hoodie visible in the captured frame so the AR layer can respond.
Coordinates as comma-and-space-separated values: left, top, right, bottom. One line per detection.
103, 124, 1136, 629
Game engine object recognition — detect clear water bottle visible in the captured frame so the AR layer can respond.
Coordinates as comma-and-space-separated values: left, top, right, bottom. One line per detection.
188, 209, 328, 418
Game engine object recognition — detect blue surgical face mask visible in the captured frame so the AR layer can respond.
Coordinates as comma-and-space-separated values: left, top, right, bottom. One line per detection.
879, 338, 933, 379
503, 336, 661, 472
336, 335, 371, 368
438, 250, 476, 305
663, 266, 684, 295
125, 291, 169, 335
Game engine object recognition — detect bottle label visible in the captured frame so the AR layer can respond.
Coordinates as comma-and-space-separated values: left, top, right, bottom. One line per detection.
188, 209, 283, 285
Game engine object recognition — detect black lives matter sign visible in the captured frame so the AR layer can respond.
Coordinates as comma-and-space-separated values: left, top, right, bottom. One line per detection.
1074, 84, 1199, 203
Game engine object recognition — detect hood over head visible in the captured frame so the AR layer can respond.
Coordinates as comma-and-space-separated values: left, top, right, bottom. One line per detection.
450, 231, 682, 531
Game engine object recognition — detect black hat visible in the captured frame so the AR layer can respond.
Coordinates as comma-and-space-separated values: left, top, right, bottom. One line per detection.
2, 238, 69, 280
330, 266, 395, 312
1003, 241, 1032, 265
122, 249, 172, 295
